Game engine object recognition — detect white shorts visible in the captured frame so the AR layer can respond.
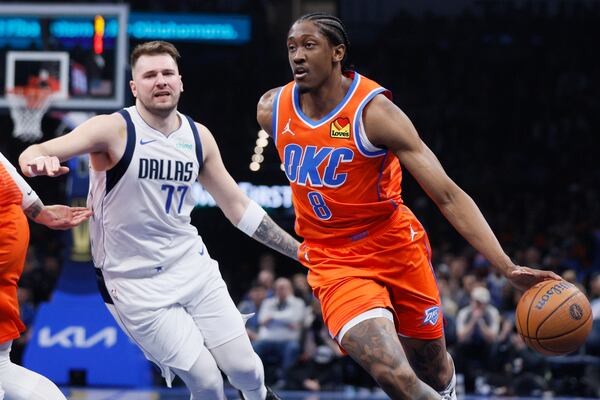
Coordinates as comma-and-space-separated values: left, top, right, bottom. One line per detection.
97, 249, 246, 386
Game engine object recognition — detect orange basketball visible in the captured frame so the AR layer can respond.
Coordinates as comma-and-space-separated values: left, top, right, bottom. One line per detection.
515, 280, 592, 355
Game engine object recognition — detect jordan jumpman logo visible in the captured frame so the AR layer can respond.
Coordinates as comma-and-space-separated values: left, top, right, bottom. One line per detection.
282, 118, 295, 135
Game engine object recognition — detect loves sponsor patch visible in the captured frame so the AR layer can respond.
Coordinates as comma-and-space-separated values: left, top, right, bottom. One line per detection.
330, 117, 351, 139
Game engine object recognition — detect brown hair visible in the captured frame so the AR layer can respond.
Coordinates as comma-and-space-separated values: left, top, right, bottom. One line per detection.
130, 41, 180, 69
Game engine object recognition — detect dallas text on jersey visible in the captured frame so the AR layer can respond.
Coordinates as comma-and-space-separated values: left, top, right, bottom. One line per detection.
138, 158, 194, 182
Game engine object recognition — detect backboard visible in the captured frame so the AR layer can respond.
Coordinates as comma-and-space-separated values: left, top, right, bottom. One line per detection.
0, 4, 128, 110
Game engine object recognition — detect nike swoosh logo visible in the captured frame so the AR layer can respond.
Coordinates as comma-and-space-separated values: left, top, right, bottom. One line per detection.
139, 139, 158, 145
198, 245, 205, 256
26, 190, 33, 196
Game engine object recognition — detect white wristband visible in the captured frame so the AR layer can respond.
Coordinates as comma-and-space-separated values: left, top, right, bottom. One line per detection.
237, 200, 267, 236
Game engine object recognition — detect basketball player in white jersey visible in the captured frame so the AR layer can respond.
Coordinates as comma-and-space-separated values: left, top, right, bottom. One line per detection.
19, 41, 298, 400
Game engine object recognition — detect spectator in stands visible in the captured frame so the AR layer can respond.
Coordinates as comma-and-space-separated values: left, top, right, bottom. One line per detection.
291, 272, 313, 305
238, 282, 268, 342
257, 269, 275, 298
587, 274, 600, 356
437, 276, 458, 347
455, 286, 501, 392
286, 299, 344, 391
454, 272, 480, 309
493, 317, 548, 396
258, 252, 276, 271
583, 274, 600, 396
253, 277, 306, 387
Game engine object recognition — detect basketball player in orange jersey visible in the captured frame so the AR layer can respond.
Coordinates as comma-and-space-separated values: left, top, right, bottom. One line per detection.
257, 13, 561, 400
0, 152, 91, 399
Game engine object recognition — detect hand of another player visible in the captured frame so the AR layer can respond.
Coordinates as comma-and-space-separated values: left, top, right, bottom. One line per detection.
25, 156, 70, 177
35, 205, 93, 230
507, 265, 561, 292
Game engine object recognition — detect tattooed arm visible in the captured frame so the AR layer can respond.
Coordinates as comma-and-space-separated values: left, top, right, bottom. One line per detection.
23, 197, 92, 230
1, 152, 92, 229
196, 122, 301, 260
23, 199, 43, 220
28, 202, 92, 230
252, 214, 300, 259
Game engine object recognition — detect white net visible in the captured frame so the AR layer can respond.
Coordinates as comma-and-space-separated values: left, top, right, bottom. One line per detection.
7, 87, 55, 142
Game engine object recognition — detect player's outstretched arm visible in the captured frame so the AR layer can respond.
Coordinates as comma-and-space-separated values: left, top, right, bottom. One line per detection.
196, 123, 300, 260
0, 152, 92, 229
24, 200, 92, 230
19, 113, 125, 177
363, 95, 560, 291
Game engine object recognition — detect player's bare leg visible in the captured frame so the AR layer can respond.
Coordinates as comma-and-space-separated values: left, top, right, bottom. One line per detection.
341, 318, 441, 400
399, 336, 456, 399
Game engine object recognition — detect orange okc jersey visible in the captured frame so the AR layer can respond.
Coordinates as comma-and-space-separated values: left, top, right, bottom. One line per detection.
273, 72, 402, 242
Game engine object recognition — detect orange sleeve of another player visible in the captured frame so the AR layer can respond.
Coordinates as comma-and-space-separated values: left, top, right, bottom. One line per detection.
0, 204, 30, 342
0, 158, 31, 341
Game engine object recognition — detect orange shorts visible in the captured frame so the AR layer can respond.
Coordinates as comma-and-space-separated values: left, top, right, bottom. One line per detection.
298, 206, 443, 340
0, 204, 29, 343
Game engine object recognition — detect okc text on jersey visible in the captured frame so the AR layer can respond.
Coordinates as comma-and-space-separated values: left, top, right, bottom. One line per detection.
283, 144, 354, 187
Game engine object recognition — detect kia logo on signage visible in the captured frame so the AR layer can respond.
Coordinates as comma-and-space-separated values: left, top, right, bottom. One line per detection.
38, 326, 117, 348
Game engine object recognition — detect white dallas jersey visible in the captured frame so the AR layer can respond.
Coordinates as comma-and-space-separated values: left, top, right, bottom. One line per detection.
89, 106, 205, 275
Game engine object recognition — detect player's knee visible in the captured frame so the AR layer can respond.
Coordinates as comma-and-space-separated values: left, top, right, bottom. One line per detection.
190, 368, 223, 393
178, 355, 224, 395
371, 363, 419, 398
226, 352, 263, 389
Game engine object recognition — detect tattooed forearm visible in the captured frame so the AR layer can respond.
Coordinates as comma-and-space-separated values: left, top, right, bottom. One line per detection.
252, 215, 300, 259
24, 199, 43, 220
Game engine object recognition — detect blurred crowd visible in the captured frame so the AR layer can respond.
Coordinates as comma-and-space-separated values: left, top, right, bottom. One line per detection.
9, 0, 600, 397
235, 251, 600, 398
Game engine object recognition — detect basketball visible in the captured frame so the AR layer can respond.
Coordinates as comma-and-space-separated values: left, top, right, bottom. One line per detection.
515, 280, 593, 355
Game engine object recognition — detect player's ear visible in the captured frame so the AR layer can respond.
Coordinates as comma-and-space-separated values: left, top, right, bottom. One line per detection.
130, 80, 137, 97
332, 44, 345, 63
180, 76, 184, 92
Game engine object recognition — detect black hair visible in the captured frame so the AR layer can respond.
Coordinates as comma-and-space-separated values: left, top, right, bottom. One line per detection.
294, 12, 353, 71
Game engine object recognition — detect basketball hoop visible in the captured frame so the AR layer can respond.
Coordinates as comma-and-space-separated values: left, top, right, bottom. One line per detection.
7, 85, 56, 142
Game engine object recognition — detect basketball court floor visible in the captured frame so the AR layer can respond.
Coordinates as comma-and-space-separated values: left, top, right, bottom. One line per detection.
62, 387, 598, 400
